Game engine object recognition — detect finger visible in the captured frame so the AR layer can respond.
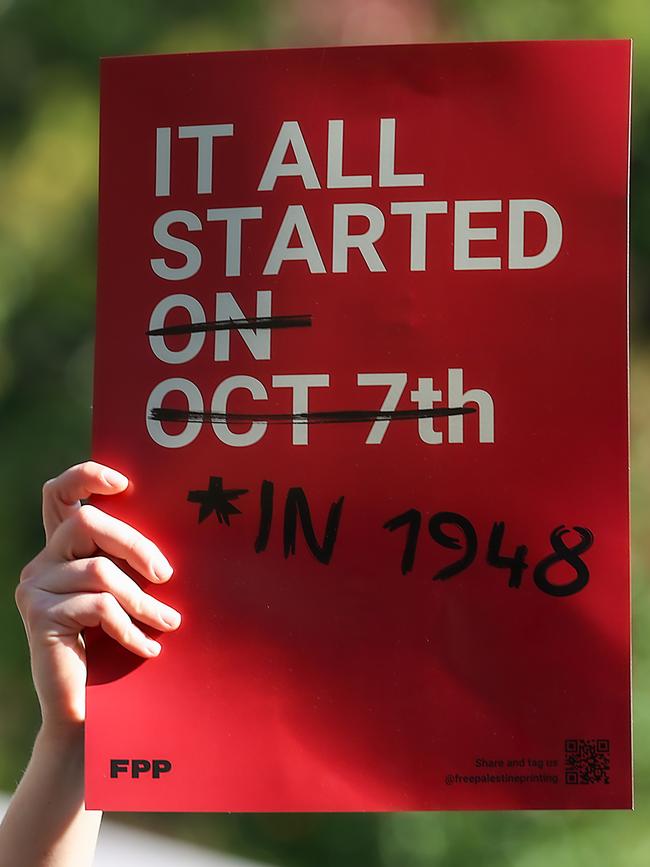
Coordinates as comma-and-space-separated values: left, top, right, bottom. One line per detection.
47, 591, 162, 658
43, 461, 129, 541
48, 505, 173, 584
38, 558, 181, 631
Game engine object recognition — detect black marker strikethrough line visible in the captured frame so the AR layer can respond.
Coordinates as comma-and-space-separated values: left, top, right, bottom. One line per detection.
146, 314, 312, 337
149, 406, 476, 425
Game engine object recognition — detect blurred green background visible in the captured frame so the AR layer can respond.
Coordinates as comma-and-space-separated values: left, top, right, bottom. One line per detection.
0, 1, 647, 864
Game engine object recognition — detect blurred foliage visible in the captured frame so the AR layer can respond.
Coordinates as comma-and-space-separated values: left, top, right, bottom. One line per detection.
0, 1, 648, 866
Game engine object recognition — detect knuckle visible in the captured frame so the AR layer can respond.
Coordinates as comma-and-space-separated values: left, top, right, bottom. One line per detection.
16, 556, 46, 612
123, 623, 139, 645
74, 503, 97, 532
14, 580, 29, 612
88, 556, 113, 587
123, 530, 141, 556
125, 533, 150, 568
75, 460, 104, 486
122, 542, 137, 565
19, 559, 36, 584
96, 591, 118, 618
42, 478, 57, 502
130, 590, 148, 620
26, 595, 50, 628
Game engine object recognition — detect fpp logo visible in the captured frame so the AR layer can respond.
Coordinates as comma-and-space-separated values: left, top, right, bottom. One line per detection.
110, 759, 172, 779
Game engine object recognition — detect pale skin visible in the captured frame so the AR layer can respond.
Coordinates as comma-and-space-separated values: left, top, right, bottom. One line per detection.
0, 461, 181, 867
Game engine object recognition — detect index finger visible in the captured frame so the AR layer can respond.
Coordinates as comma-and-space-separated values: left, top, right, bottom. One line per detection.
47, 505, 173, 584
42, 461, 129, 542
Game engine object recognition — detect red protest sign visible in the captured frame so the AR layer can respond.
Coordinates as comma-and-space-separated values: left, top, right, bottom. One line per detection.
87, 40, 632, 811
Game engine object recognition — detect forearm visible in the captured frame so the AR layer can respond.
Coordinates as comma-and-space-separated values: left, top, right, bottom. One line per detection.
5, 462, 178, 866
0, 723, 102, 867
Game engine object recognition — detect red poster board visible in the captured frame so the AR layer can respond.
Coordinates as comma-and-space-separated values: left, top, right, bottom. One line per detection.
87, 40, 632, 811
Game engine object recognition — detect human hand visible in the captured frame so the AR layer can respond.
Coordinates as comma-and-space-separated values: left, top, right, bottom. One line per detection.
15, 461, 181, 735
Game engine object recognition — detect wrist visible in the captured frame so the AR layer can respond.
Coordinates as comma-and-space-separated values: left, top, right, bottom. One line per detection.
37, 719, 85, 754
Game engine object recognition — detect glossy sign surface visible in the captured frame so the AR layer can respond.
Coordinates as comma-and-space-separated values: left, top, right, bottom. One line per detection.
87, 40, 632, 810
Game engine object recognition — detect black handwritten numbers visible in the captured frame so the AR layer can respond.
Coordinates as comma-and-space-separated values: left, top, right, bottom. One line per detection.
384, 509, 478, 581
384, 510, 478, 581
486, 522, 528, 588
189, 477, 594, 597
383, 509, 594, 597
533, 525, 594, 597
429, 512, 478, 581
383, 509, 421, 575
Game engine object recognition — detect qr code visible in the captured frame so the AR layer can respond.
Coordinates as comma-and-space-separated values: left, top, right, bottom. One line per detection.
565, 739, 610, 784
